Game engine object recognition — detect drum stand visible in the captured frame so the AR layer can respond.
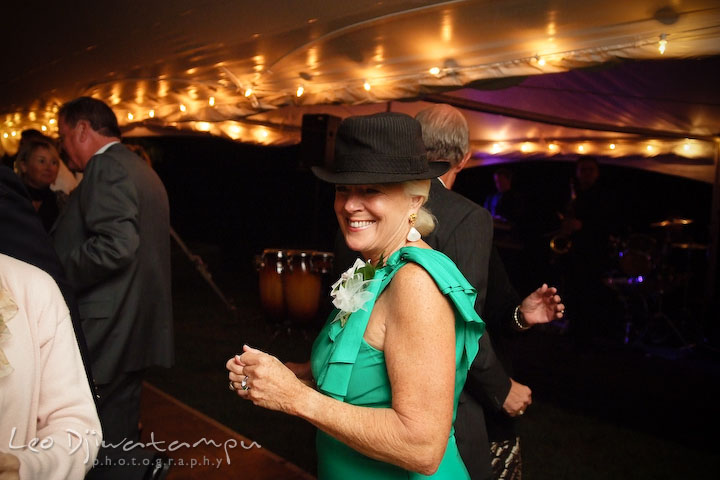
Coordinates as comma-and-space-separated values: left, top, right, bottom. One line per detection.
170, 227, 237, 314
642, 292, 695, 352
603, 277, 649, 346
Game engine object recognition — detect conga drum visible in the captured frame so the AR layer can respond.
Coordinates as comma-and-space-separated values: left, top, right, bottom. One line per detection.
311, 251, 334, 275
284, 251, 322, 324
258, 249, 287, 321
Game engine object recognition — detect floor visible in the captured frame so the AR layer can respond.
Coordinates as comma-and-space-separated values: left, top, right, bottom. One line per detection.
139, 383, 314, 480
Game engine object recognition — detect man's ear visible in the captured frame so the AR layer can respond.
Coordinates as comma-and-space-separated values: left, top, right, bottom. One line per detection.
77, 120, 91, 142
456, 151, 472, 171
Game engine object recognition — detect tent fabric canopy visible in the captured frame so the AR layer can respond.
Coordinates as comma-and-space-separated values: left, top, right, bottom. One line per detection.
2, 0, 720, 181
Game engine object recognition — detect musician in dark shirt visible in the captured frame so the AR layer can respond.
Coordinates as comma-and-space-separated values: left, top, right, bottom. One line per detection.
561, 156, 618, 343
484, 167, 525, 225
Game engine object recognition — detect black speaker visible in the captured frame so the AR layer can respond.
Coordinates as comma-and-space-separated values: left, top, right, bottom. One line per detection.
300, 114, 341, 169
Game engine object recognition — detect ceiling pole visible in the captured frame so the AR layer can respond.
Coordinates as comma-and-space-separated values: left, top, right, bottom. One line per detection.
706, 138, 720, 343
423, 94, 718, 141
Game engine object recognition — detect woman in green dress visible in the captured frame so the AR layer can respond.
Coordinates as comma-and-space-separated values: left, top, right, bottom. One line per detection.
227, 112, 485, 478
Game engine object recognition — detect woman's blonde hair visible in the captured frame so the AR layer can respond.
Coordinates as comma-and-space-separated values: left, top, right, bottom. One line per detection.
403, 179, 436, 236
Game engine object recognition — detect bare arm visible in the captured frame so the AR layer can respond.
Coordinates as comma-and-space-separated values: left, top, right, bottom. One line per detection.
227, 263, 456, 475
284, 361, 314, 386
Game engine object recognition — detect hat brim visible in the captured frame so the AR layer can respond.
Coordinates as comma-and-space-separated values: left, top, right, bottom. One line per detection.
311, 161, 450, 185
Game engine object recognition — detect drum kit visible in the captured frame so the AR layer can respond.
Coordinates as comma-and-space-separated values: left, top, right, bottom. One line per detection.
255, 249, 334, 333
603, 217, 708, 350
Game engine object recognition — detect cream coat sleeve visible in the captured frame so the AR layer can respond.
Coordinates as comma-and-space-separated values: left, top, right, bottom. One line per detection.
0, 254, 102, 479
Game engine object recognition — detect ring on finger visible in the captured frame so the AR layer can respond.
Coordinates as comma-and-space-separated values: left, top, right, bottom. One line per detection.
229, 380, 235, 391
241, 375, 250, 391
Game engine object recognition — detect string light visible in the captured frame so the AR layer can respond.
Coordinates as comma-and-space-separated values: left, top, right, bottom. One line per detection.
0, 30, 708, 154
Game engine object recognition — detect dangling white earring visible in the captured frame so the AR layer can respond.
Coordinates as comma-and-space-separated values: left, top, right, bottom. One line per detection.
407, 213, 421, 241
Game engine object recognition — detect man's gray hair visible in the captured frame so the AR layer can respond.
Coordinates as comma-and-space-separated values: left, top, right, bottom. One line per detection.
415, 104, 469, 167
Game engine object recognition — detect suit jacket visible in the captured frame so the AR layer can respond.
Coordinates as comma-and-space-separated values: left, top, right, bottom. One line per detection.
424, 179, 511, 479
52, 143, 173, 384
0, 166, 96, 400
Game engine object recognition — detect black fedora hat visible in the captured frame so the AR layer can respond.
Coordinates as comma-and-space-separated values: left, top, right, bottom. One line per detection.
311, 112, 449, 184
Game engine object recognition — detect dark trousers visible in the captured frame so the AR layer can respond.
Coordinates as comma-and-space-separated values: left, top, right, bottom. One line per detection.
455, 393, 493, 480
86, 370, 162, 480
97, 370, 145, 444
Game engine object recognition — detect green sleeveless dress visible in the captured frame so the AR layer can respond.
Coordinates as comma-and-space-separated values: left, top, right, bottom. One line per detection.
310, 246, 485, 479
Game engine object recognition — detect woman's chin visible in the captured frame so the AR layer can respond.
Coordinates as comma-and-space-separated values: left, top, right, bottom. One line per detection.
343, 237, 368, 255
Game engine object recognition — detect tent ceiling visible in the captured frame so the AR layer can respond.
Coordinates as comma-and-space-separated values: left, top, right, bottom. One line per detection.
2, 0, 720, 181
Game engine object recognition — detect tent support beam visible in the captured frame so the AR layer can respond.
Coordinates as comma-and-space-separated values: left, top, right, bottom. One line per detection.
423, 94, 718, 141
706, 138, 720, 343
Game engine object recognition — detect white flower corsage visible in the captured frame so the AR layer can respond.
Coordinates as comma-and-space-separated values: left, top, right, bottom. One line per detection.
330, 256, 384, 327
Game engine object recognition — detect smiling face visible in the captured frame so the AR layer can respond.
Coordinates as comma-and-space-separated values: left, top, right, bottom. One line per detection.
334, 183, 421, 262
19, 145, 59, 189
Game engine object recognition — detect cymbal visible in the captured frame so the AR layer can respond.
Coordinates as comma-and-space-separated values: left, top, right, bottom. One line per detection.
671, 242, 708, 250
650, 217, 693, 228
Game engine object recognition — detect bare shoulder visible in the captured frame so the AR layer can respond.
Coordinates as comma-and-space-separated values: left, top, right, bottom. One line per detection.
388, 262, 435, 292
383, 262, 452, 324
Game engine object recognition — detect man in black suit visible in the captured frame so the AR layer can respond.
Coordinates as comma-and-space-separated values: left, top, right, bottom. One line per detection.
416, 104, 564, 479
52, 97, 173, 459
